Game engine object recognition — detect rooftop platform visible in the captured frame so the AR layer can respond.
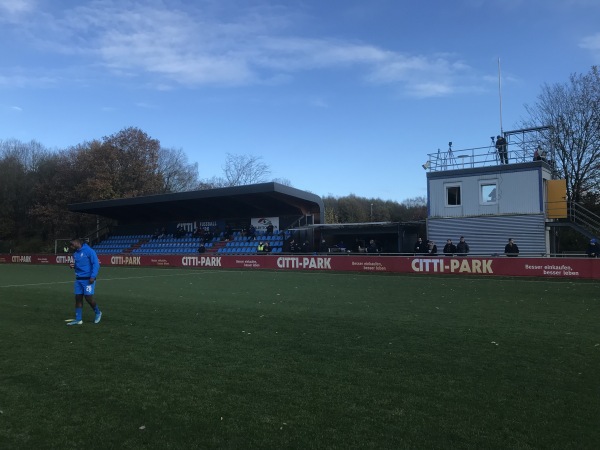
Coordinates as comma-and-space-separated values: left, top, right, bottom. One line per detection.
425, 125, 555, 173
425, 145, 550, 173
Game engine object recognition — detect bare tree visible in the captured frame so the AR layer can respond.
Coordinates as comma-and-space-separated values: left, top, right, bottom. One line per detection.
0, 139, 52, 241
272, 177, 292, 186
156, 147, 199, 193
222, 153, 271, 186
198, 176, 223, 189
522, 66, 600, 203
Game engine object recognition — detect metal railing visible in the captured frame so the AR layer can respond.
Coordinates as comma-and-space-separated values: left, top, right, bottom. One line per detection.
568, 201, 600, 237
425, 145, 538, 172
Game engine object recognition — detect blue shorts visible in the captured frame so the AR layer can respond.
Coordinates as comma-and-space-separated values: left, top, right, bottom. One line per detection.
74, 279, 96, 296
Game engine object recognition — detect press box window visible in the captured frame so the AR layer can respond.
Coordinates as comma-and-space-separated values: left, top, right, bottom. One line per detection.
480, 183, 497, 204
446, 185, 461, 206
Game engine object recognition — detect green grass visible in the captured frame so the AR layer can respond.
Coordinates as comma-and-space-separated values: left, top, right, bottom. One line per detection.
0, 265, 599, 449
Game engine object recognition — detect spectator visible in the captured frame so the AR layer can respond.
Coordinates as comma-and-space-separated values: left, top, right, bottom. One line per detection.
443, 239, 456, 256
175, 226, 185, 238
426, 240, 438, 255
586, 238, 600, 258
413, 237, 427, 255
367, 239, 379, 253
495, 135, 508, 164
266, 223, 274, 235
504, 238, 519, 257
301, 240, 311, 253
456, 236, 470, 256
197, 243, 206, 253
533, 146, 547, 162
203, 229, 213, 243
318, 239, 328, 253
152, 228, 160, 239
286, 238, 299, 253
263, 242, 271, 253
336, 240, 346, 251
355, 238, 366, 253
247, 225, 256, 240
224, 224, 232, 241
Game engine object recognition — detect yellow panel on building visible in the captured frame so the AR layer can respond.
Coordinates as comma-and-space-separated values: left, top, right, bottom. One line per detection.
546, 179, 567, 219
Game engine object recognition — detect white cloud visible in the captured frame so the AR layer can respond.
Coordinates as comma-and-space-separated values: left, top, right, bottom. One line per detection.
4, 0, 484, 97
11, 106, 23, 112
580, 33, 600, 61
580, 33, 600, 50
0, 0, 35, 15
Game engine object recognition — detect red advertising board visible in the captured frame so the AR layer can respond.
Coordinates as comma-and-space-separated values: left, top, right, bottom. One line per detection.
1, 253, 599, 280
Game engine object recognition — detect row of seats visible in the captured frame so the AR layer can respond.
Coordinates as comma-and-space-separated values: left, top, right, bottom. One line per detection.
217, 247, 283, 254
131, 248, 198, 254
96, 245, 287, 255
104, 234, 151, 240
140, 242, 212, 249
95, 243, 137, 249
223, 241, 283, 248
151, 237, 205, 242
95, 247, 130, 254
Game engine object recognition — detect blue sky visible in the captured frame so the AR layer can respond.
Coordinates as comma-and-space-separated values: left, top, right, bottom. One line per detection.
1, 0, 599, 202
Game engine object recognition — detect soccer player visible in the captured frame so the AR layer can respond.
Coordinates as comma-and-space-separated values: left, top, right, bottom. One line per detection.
67, 238, 102, 326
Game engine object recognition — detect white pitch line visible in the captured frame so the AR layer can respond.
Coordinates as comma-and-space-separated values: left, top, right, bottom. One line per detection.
0, 271, 202, 288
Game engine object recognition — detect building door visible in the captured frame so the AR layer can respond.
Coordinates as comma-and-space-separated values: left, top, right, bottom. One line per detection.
546, 179, 567, 219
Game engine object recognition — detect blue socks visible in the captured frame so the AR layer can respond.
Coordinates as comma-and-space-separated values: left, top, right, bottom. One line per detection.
94, 305, 100, 314
75, 307, 82, 321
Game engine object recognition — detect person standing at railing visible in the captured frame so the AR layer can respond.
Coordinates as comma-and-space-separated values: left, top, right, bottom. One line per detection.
495, 135, 508, 164
443, 239, 457, 256
426, 240, 438, 255
504, 238, 520, 257
413, 237, 427, 255
586, 238, 600, 258
456, 236, 470, 256
533, 146, 547, 162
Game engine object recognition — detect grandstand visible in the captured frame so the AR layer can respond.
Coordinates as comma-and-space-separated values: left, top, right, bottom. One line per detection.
92, 229, 291, 255
70, 182, 421, 255
68, 182, 321, 255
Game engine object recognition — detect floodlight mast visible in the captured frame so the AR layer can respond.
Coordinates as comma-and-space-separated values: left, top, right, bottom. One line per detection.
498, 58, 503, 134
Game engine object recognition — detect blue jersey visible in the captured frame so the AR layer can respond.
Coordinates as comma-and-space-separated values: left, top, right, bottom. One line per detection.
74, 243, 100, 279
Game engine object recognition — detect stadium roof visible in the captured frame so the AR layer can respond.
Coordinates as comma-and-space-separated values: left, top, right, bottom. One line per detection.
69, 182, 324, 224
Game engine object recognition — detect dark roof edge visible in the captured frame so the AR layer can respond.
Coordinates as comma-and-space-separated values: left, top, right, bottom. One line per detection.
69, 182, 322, 211
68, 182, 325, 223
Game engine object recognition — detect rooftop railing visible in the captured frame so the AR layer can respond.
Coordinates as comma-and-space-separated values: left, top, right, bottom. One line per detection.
424, 144, 543, 172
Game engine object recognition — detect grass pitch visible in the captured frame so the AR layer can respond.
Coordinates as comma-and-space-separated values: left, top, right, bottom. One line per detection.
0, 265, 599, 449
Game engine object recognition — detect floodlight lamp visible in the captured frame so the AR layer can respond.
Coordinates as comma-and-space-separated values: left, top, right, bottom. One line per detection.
422, 161, 431, 170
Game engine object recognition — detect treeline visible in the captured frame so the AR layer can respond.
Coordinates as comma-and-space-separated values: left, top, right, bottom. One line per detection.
323, 194, 426, 224
0, 127, 199, 252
